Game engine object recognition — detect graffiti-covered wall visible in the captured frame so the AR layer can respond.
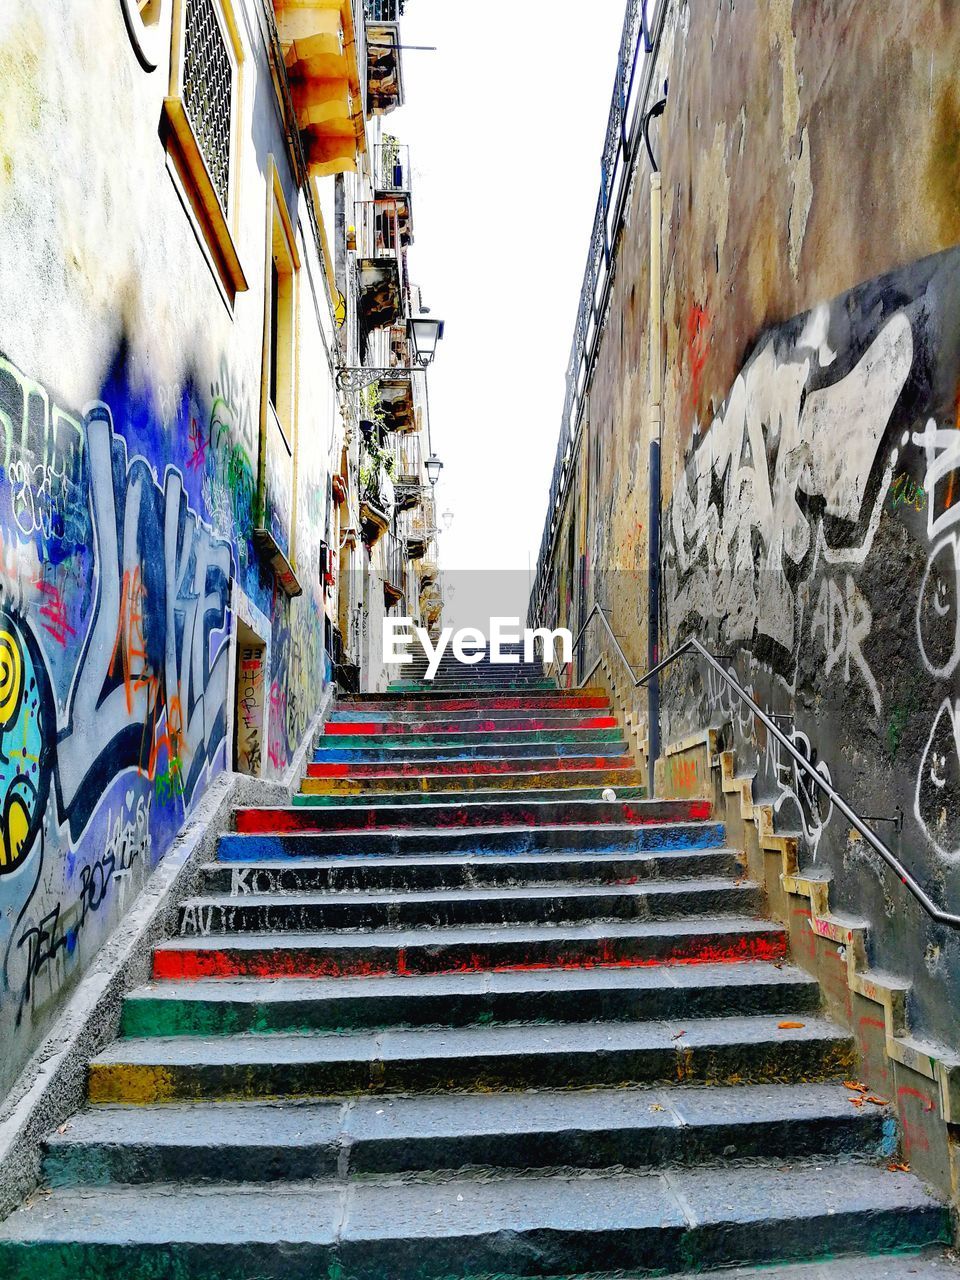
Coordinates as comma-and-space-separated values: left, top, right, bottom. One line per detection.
662, 247, 960, 1046
0, 0, 341, 1098
532, 0, 960, 1053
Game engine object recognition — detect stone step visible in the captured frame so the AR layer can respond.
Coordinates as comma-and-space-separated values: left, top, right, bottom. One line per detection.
386, 672, 553, 678
292, 781, 647, 807
216, 819, 727, 860
2, 1163, 946, 1280
119, 961, 819, 1037
311, 739, 628, 762
325, 714, 619, 735
387, 683, 561, 692
175, 879, 762, 937
396, 670, 552, 680
329, 707, 610, 725
336, 692, 608, 711
387, 679, 558, 690
318, 727, 625, 749
87, 1013, 851, 1102
201, 846, 736, 894
303, 756, 637, 782
234, 797, 711, 834
43, 1082, 882, 1185
389, 661, 551, 671
150, 915, 786, 980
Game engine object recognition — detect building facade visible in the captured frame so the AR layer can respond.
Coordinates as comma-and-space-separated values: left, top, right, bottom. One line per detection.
531, 0, 960, 1197
0, 0, 440, 1101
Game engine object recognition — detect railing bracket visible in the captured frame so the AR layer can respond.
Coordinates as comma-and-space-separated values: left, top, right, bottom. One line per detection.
861, 805, 904, 835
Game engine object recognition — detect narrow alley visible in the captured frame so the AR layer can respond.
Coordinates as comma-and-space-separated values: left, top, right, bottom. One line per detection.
0, 1, 959, 1278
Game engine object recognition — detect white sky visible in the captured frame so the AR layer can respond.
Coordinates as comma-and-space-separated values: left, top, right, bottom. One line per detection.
393, 1, 627, 573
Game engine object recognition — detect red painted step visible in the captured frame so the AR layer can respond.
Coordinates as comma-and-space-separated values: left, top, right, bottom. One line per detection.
234, 799, 713, 835
152, 919, 788, 981
324, 716, 619, 736
336, 694, 610, 713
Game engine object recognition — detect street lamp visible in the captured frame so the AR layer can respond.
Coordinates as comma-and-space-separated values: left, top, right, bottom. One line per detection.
335, 316, 446, 391
425, 453, 443, 487
441, 508, 454, 531
407, 316, 445, 366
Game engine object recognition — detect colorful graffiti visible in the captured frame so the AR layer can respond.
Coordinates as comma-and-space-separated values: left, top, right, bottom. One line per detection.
666, 309, 910, 671
0, 349, 330, 1096
664, 247, 960, 899
0, 611, 54, 874
237, 646, 265, 775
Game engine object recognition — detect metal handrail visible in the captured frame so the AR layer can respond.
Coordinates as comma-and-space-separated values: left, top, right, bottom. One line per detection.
573, 603, 960, 930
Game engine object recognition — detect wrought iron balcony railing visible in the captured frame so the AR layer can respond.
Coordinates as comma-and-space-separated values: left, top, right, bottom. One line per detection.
374, 141, 410, 193
365, 0, 401, 22
354, 199, 404, 259
383, 529, 407, 601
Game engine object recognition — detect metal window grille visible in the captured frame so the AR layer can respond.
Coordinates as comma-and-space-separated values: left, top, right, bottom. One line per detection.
183, 0, 233, 211
365, 0, 401, 21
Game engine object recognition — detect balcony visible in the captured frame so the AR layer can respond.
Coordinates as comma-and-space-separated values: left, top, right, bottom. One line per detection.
379, 377, 414, 433
355, 198, 407, 333
405, 492, 435, 560
364, 0, 404, 115
273, 0, 365, 177
415, 555, 441, 630
360, 326, 416, 433
359, 440, 395, 548
391, 432, 423, 511
375, 140, 410, 191
382, 530, 406, 607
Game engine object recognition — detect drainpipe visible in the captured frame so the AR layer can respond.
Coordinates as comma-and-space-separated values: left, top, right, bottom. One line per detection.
643, 92, 666, 795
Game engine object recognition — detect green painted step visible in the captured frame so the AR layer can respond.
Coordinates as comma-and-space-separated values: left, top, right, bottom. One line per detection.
317, 728, 624, 748
119, 959, 818, 1037
293, 782, 647, 807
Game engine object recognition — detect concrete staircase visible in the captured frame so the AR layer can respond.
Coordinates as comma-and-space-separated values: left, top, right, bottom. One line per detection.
0, 656, 954, 1278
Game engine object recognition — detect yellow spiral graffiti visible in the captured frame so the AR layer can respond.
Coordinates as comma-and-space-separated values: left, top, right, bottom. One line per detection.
0, 628, 23, 729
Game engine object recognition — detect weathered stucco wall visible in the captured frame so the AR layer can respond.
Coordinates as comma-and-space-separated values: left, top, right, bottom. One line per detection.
539, 0, 960, 1053
0, 0, 339, 1097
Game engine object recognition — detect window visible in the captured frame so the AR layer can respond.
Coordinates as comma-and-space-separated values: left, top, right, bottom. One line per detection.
162, 0, 247, 304
266, 182, 298, 447
252, 157, 302, 598
181, 0, 233, 211
269, 260, 280, 412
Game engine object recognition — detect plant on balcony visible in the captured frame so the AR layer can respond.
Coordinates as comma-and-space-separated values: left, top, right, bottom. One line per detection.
359, 442, 395, 498
361, 382, 387, 430
359, 439, 396, 548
